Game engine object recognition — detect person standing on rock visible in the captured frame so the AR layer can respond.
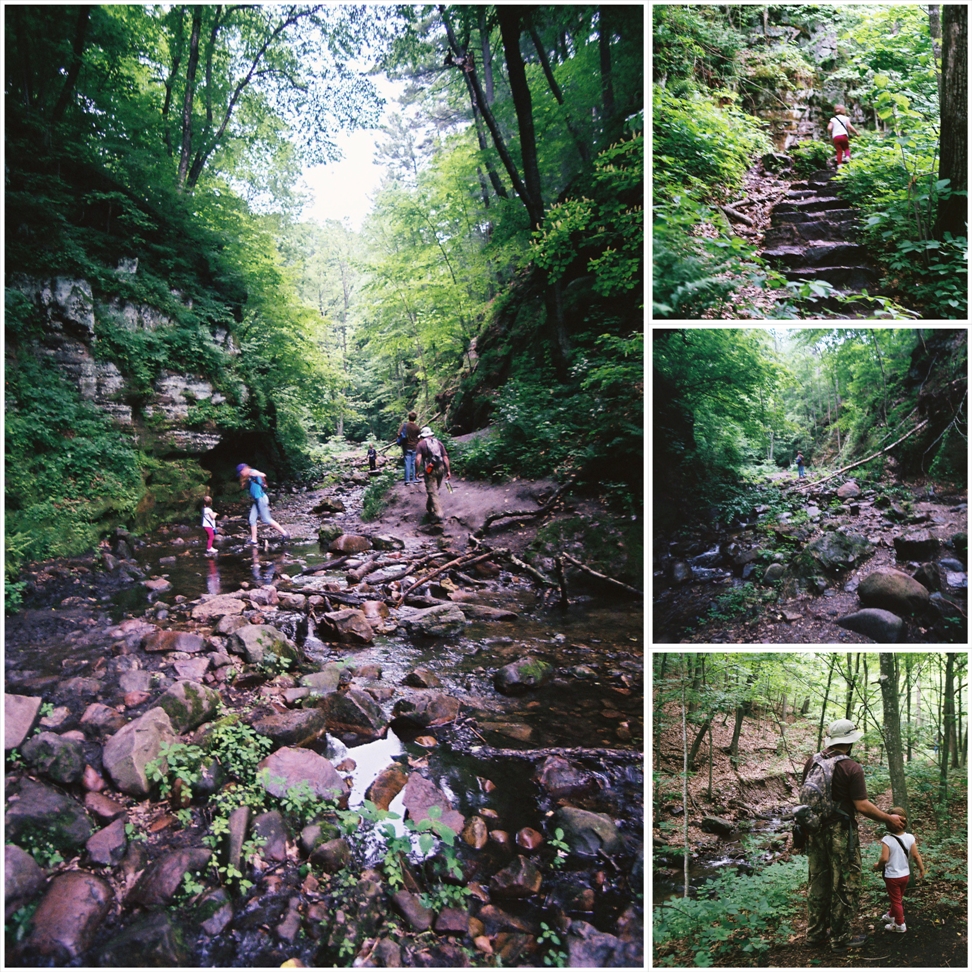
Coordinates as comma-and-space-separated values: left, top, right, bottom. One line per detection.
398, 411, 422, 485
827, 106, 859, 166
367, 443, 378, 471
795, 451, 806, 478
236, 464, 290, 545
415, 426, 451, 523
201, 495, 219, 555
802, 719, 905, 954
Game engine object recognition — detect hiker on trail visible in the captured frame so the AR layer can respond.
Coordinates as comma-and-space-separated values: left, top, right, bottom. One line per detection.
397, 411, 421, 484
827, 105, 859, 166
367, 444, 377, 471
873, 806, 925, 934
795, 451, 806, 478
201, 495, 219, 556
236, 463, 290, 546
415, 426, 451, 523
801, 719, 905, 954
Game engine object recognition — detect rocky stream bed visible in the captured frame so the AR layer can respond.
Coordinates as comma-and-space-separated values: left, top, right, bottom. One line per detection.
4, 467, 644, 967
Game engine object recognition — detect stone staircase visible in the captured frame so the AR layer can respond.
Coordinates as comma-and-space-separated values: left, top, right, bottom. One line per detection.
762, 169, 880, 296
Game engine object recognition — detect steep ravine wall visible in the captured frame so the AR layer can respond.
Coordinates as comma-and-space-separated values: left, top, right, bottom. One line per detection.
11, 269, 245, 528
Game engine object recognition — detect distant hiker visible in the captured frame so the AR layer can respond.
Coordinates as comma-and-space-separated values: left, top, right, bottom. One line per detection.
827, 105, 859, 165
873, 806, 925, 934
796, 451, 806, 478
201, 495, 219, 556
800, 719, 905, 954
397, 411, 421, 484
415, 426, 451, 523
367, 444, 377, 471
236, 463, 290, 545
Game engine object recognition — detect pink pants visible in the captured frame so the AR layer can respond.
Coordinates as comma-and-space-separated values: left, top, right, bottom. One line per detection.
204, 527, 215, 550
833, 134, 850, 163
883, 874, 909, 924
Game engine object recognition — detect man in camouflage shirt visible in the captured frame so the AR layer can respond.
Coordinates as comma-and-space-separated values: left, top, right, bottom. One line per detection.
803, 719, 904, 954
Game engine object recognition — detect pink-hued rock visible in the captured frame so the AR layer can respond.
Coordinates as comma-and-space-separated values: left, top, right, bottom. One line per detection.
25, 871, 113, 961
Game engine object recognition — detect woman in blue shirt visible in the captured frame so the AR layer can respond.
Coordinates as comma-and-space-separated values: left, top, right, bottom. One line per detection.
236, 464, 290, 545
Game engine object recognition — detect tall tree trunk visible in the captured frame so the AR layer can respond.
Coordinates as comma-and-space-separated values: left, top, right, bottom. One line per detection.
598, 6, 616, 131
905, 653, 913, 762
928, 4, 942, 100
177, 7, 203, 190
939, 653, 955, 812
497, 7, 545, 229
952, 675, 963, 769
817, 655, 837, 751
682, 681, 689, 899
843, 652, 855, 720
729, 704, 745, 767
688, 715, 713, 766
880, 653, 909, 814
707, 722, 714, 800
935, 4, 967, 239
162, 7, 187, 156
478, 8, 494, 104
51, 6, 91, 124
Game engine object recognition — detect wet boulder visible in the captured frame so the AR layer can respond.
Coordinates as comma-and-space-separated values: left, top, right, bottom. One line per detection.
299, 664, 343, 698
80, 703, 127, 739
403, 667, 441, 688
257, 747, 349, 802
229, 623, 298, 666
913, 562, 941, 592
23, 871, 113, 962
700, 815, 735, 837
102, 707, 178, 797
318, 523, 344, 545
155, 680, 219, 733
310, 837, 351, 873
250, 707, 327, 747
763, 563, 785, 583
365, 763, 409, 812
191, 594, 245, 623
329, 534, 372, 555
251, 810, 288, 863
5, 780, 93, 852
836, 480, 861, 499
670, 561, 692, 585
398, 603, 466, 638
128, 848, 212, 908
21, 732, 85, 785
893, 530, 939, 560
391, 692, 461, 728
85, 817, 128, 866
390, 890, 434, 932
371, 534, 405, 551
5, 694, 43, 749
490, 855, 542, 898
142, 629, 206, 654
312, 496, 346, 515
5, 843, 47, 914
493, 656, 554, 695
322, 688, 388, 741
858, 568, 930, 615
836, 609, 903, 644
401, 773, 464, 835
94, 912, 188, 967
317, 608, 374, 645
803, 531, 874, 573
567, 919, 641, 968
536, 756, 596, 799
551, 807, 622, 856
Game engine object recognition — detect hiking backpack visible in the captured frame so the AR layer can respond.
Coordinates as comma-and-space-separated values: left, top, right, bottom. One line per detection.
424, 438, 445, 474
794, 752, 849, 840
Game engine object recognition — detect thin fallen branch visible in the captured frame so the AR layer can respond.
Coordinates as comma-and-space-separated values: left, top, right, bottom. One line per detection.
555, 555, 569, 613
296, 556, 351, 576
790, 420, 929, 490
475, 478, 573, 538
562, 553, 643, 598
397, 549, 506, 602
503, 551, 555, 587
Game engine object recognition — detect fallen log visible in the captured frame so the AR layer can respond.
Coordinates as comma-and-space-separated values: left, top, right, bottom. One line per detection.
296, 556, 351, 576
397, 549, 507, 602
475, 478, 574, 538
562, 554, 643, 598
718, 204, 754, 226
790, 420, 929, 491
346, 555, 380, 583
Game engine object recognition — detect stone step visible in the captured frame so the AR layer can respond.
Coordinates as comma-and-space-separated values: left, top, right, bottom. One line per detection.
785, 189, 820, 200
788, 181, 810, 190
808, 169, 837, 185
762, 242, 870, 269
764, 219, 859, 247
784, 266, 881, 290
775, 196, 852, 214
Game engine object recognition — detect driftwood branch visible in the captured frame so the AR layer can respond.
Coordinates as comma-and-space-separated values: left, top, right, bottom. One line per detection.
503, 551, 555, 587
475, 478, 573, 538
562, 554, 644, 597
397, 549, 507, 602
297, 556, 351, 576
791, 420, 929, 490
346, 555, 380, 583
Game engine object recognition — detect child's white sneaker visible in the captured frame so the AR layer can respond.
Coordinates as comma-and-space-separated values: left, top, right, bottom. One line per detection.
880, 912, 893, 923
884, 922, 906, 933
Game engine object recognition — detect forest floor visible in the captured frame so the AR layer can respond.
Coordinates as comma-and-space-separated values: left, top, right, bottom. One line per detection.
653, 472, 967, 644
651, 700, 969, 968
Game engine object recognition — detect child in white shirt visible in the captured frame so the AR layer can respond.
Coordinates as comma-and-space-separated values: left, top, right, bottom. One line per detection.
873, 805, 925, 933
201, 495, 218, 555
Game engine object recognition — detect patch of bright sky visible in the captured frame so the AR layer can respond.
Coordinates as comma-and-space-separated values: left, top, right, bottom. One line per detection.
300, 73, 407, 231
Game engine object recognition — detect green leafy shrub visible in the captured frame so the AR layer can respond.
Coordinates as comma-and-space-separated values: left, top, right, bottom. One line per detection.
361, 469, 398, 521
653, 858, 805, 967
789, 141, 832, 177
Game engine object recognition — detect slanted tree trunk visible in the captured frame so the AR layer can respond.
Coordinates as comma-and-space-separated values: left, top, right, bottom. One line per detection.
682, 682, 689, 899
905, 653, 913, 762
688, 715, 713, 766
177, 7, 203, 190
935, 4, 967, 240
880, 653, 909, 815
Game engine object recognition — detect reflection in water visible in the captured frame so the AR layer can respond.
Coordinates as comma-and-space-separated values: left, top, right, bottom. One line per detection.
250, 546, 278, 587
206, 556, 221, 596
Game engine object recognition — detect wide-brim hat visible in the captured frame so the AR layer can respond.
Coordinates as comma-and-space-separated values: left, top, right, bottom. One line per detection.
825, 718, 863, 746
419, 426, 434, 438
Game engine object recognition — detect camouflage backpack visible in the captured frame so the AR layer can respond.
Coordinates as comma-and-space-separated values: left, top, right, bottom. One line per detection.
795, 752, 850, 836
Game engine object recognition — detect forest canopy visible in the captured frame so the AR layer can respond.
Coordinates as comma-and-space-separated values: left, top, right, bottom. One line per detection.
652, 4, 968, 320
